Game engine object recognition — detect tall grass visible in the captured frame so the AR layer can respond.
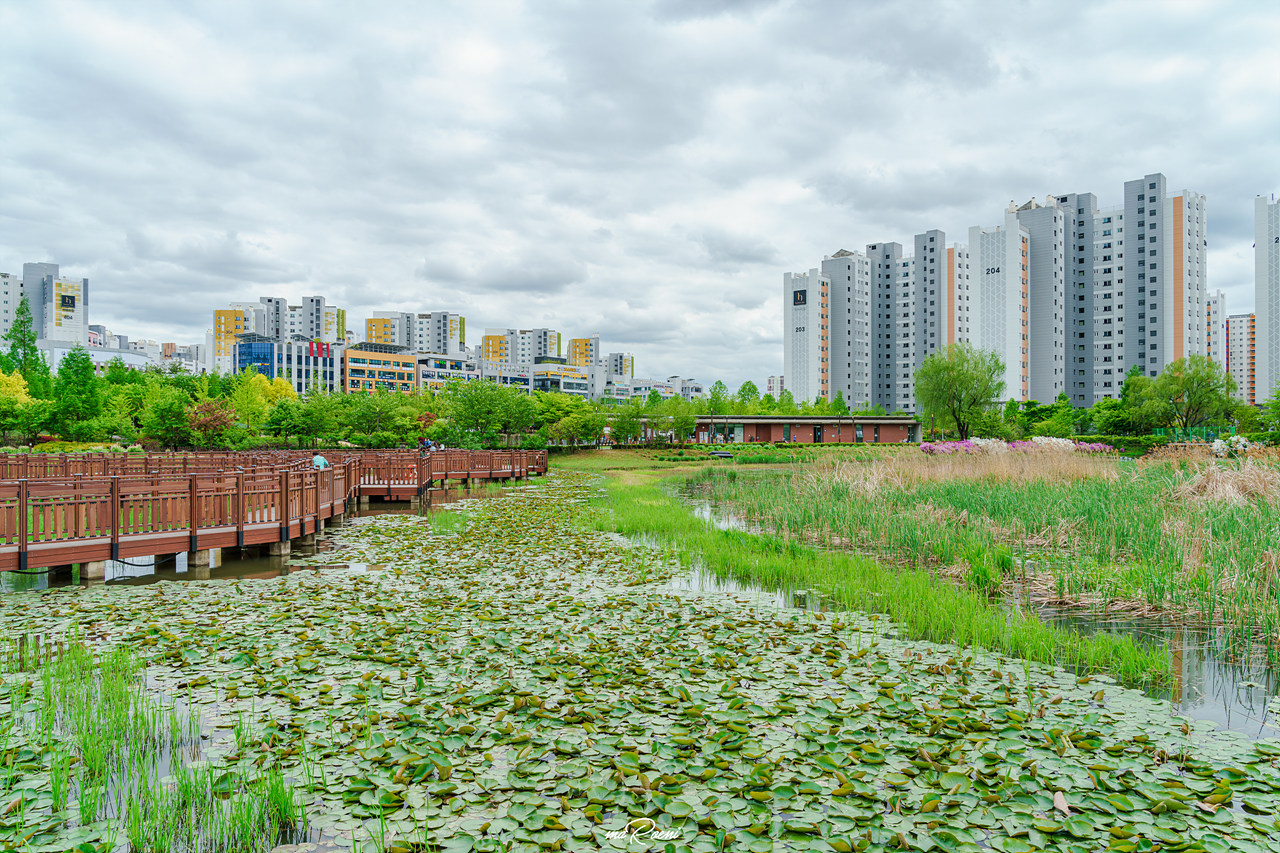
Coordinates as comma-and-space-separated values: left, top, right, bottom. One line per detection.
1, 639, 307, 850
693, 454, 1280, 648
590, 476, 1172, 687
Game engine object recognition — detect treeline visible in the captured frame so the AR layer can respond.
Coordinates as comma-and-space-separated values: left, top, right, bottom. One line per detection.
914, 343, 1279, 442
0, 296, 740, 449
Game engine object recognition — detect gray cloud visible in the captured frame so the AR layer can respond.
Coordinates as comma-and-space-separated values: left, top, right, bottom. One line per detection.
0, 0, 1277, 387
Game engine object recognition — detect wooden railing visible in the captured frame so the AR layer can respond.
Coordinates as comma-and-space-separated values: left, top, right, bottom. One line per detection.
0, 450, 547, 572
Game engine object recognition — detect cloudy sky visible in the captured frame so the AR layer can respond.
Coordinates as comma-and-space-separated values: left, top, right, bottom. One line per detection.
2, 0, 1277, 387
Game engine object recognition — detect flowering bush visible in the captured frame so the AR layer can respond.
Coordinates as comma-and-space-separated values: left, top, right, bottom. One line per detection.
1212, 435, 1250, 459
1073, 441, 1116, 454
920, 440, 978, 455
922, 437, 1114, 456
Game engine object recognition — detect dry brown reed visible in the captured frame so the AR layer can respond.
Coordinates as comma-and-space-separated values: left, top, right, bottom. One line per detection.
819, 450, 1121, 492
1172, 461, 1280, 506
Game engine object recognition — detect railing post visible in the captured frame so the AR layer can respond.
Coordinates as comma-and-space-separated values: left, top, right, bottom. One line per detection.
279, 469, 290, 542
188, 475, 199, 553
236, 471, 246, 547
109, 476, 120, 561
17, 479, 28, 572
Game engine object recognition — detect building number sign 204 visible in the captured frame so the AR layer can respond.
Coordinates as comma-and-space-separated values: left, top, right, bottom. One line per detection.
985, 267, 1000, 275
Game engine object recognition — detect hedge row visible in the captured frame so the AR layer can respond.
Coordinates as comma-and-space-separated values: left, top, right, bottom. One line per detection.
1071, 435, 1171, 455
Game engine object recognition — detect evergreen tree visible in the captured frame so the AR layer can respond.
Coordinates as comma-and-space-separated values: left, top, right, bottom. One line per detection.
4, 296, 51, 398
53, 346, 103, 439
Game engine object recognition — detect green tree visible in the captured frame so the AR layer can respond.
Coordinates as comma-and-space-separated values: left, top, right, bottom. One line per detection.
644, 389, 664, 411
914, 343, 1006, 441
444, 380, 510, 434
611, 401, 644, 445
4, 296, 51, 398
141, 388, 194, 449
1087, 398, 1130, 435
14, 400, 55, 444
774, 389, 798, 416
534, 391, 586, 428
53, 346, 104, 440
759, 393, 777, 413
707, 381, 730, 415
831, 390, 849, 415
1143, 355, 1236, 432
735, 381, 760, 411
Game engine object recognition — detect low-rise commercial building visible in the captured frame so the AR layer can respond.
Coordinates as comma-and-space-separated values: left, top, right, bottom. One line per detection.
343, 343, 417, 394
694, 415, 920, 444
233, 335, 345, 393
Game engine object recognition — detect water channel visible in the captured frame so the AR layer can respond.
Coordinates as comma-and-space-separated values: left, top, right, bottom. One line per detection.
679, 494, 1280, 741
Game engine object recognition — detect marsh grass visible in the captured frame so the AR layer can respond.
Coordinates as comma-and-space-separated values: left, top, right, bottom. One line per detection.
429, 509, 471, 535
0, 638, 306, 851
695, 453, 1280, 650
590, 475, 1172, 686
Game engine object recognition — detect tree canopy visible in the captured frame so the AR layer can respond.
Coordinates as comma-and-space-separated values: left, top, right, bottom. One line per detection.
914, 343, 1006, 441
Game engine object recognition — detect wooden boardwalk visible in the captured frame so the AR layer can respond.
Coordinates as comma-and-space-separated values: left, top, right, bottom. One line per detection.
0, 449, 547, 573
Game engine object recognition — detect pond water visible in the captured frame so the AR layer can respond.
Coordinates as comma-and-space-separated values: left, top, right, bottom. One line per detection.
0, 486, 494, 593
680, 494, 1280, 741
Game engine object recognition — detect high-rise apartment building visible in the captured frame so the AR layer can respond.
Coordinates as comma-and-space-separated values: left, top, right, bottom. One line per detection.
1057, 174, 1207, 405
606, 352, 634, 377
568, 334, 600, 368
367, 312, 414, 347
414, 312, 466, 356
1256, 194, 1280, 403
969, 213, 1030, 402
1227, 313, 1256, 405
786, 173, 1207, 413
210, 295, 346, 372
766, 375, 784, 396
821, 250, 871, 408
1207, 290, 1228, 369
1012, 198, 1067, 401
782, 269, 826, 404
0, 273, 19, 338
21, 263, 58, 339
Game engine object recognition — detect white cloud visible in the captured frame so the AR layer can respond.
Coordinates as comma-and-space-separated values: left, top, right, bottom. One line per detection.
0, 0, 1276, 388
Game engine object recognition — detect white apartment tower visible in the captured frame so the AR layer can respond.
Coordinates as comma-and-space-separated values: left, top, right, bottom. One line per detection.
414, 312, 466, 355
968, 213, 1030, 402
784, 173, 1206, 413
1256, 194, 1280, 403
782, 269, 826, 404
1227, 313, 1256, 405
1206, 290, 1228, 369
1056, 173, 1207, 405
1012, 198, 1068, 401
821, 250, 871, 407
0, 273, 19, 338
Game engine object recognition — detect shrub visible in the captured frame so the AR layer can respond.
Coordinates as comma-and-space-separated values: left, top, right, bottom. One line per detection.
1071, 435, 1170, 456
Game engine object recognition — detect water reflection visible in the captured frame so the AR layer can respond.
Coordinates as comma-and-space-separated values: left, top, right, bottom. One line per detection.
678, 492, 1280, 740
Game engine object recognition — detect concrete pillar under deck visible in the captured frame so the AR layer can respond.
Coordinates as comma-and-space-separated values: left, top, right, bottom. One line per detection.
268, 539, 292, 556
82, 561, 106, 580
358, 496, 370, 507
187, 549, 212, 568
297, 533, 316, 547
187, 563, 210, 580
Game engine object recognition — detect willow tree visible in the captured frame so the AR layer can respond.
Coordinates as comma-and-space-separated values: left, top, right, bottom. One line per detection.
914, 343, 1006, 441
